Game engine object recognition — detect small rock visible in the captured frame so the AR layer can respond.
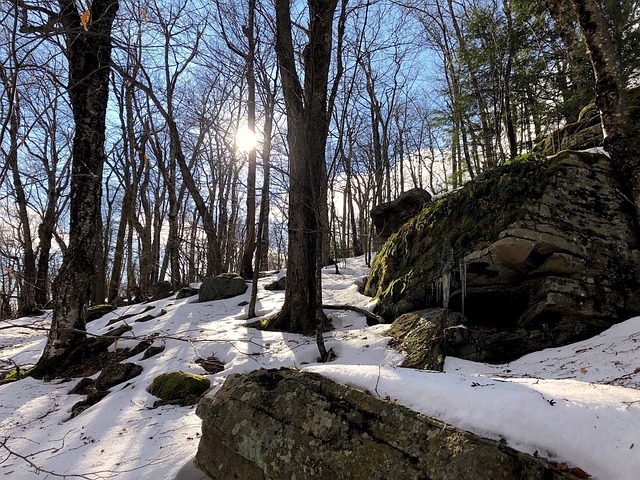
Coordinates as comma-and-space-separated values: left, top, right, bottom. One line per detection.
95, 362, 143, 391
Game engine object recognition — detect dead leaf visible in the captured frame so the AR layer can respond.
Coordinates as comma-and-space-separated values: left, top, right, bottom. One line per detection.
580, 367, 588, 374
142, 7, 147, 22
80, 11, 90, 31
569, 466, 591, 479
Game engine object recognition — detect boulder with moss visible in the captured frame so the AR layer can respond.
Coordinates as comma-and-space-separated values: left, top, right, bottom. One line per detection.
195, 368, 586, 480
366, 151, 640, 364
371, 187, 432, 249
148, 372, 211, 407
86, 304, 117, 323
199, 273, 247, 302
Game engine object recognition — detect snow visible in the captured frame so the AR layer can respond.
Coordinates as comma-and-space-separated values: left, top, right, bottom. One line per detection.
1, 256, 639, 479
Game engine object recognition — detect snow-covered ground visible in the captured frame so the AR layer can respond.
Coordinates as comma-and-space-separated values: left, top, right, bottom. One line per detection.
1, 256, 639, 479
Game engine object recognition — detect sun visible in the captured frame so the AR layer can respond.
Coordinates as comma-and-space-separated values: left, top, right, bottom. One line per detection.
235, 126, 257, 153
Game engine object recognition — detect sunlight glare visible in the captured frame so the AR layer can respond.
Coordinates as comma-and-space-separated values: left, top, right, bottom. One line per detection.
235, 126, 257, 153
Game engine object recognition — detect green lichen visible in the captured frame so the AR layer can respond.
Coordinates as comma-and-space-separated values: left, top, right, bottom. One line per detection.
148, 372, 211, 401
0, 367, 32, 385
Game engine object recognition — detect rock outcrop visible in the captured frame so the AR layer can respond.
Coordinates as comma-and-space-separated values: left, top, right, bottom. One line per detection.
366, 151, 640, 363
199, 273, 247, 302
371, 188, 432, 248
534, 85, 640, 155
195, 368, 586, 480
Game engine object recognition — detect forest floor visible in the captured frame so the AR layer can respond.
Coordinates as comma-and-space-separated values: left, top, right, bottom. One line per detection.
1, 256, 639, 479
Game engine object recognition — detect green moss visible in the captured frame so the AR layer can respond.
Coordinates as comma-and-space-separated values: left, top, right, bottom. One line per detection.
147, 372, 211, 401
86, 304, 116, 323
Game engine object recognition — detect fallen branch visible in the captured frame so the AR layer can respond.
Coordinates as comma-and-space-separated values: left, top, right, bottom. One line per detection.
323, 304, 385, 325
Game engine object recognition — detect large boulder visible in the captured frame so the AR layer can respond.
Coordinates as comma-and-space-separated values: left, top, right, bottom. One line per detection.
366, 151, 640, 363
148, 280, 174, 300
371, 188, 432, 248
195, 369, 585, 480
199, 273, 247, 302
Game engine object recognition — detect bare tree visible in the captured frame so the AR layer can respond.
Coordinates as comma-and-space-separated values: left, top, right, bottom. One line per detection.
266, 0, 340, 354
32, 0, 119, 378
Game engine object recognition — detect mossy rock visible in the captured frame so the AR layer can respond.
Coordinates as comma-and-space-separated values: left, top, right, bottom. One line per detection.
147, 372, 211, 406
86, 304, 117, 323
365, 152, 555, 314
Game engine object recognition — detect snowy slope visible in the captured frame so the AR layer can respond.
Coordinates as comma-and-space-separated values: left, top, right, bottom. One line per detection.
1, 256, 639, 479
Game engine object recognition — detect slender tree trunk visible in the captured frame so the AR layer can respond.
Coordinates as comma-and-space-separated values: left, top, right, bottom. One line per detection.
240, 0, 257, 279
33, 0, 119, 379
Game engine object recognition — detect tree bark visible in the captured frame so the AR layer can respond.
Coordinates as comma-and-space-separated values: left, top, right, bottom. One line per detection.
240, 0, 258, 280
268, 0, 338, 337
33, 0, 119, 378
568, 0, 638, 209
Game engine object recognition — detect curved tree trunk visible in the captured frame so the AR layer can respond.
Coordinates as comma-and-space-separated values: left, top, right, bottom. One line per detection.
33, 0, 119, 379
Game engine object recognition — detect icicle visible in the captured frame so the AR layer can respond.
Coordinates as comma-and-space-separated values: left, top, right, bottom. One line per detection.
442, 269, 451, 309
459, 259, 467, 316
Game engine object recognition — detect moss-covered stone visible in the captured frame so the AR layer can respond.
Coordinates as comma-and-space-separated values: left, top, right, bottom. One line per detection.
366, 151, 640, 364
86, 304, 117, 323
148, 372, 210, 406
195, 368, 586, 480
366, 152, 554, 312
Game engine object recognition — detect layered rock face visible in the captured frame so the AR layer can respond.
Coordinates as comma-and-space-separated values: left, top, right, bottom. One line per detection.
371, 188, 432, 248
366, 151, 640, 363
195, 369, 584, 480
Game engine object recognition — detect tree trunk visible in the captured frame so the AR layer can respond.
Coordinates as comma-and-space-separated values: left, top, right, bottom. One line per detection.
568, 0, 638, 208
33, 0, 119, 379
240, 0, 258, 280
268, 0, 339, 337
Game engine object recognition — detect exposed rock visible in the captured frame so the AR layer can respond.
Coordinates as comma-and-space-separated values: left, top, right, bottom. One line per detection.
264, 276, 286, 291
69, 377, 95, 395
94, 362, 143, 391
86, 304, 116, 323
177, 286, 199, 299
199, 273, 247, 302
148, 372, 211, 407
195, 357, 225, 374
148, 281, 174, 300
387, 308, 468, 371
70, 390, 110, 419
142, 343, 165, 360
366, 152, 640, 363
195, 368, 585, 480
127, 340, 152, 358
69, 363, 142, 419
371, 188, 432, 248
